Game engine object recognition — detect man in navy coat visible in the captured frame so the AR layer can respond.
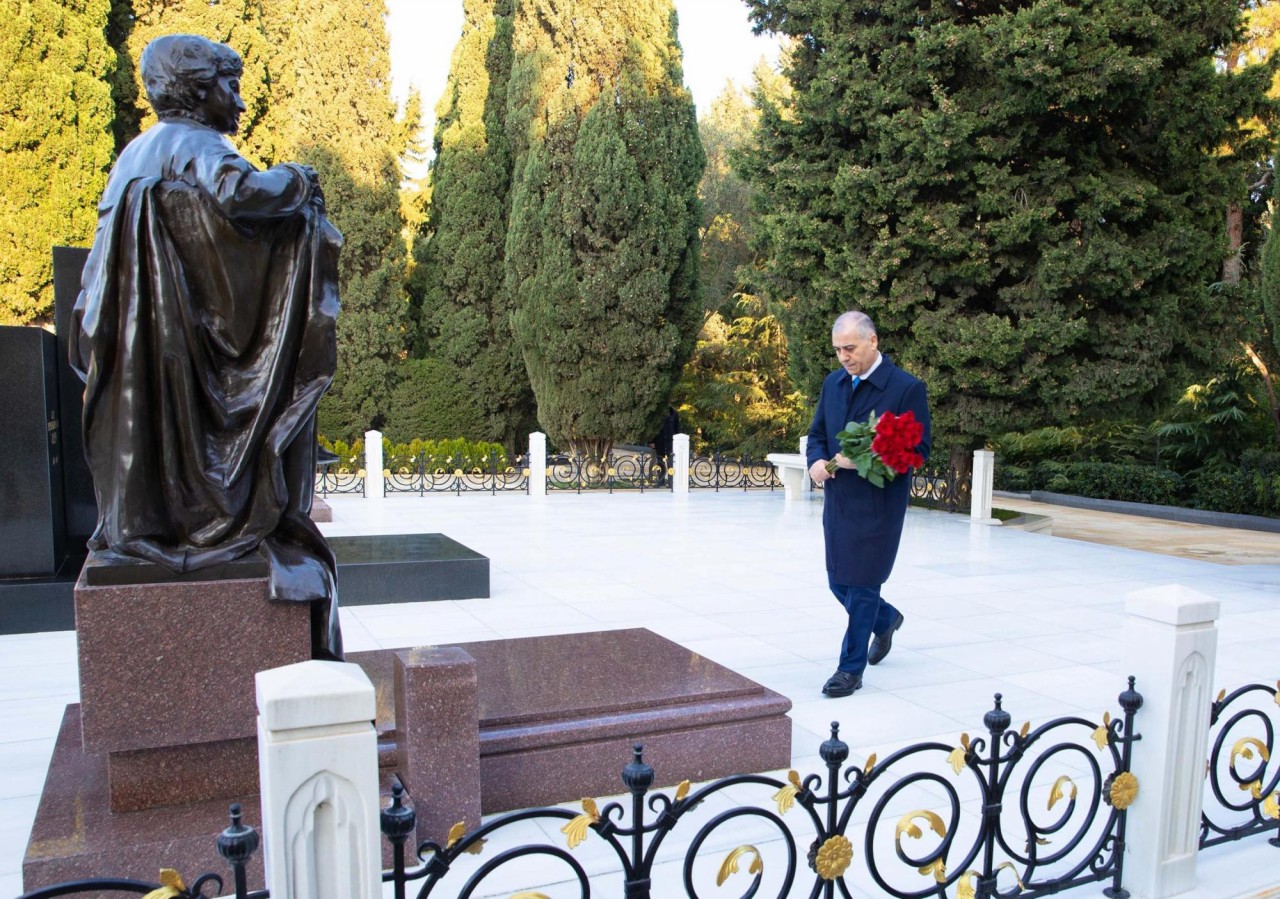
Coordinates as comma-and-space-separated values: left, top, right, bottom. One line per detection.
806, 312, 931, 697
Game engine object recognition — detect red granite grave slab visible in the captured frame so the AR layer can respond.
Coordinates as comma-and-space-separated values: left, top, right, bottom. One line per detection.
107, 737, 259, 813
75, 570, 311, 754
457, 629, 793, 812
361, 629, 794, 817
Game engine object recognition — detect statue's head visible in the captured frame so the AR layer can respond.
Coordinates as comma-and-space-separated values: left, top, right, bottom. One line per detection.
140, 34, 245, 134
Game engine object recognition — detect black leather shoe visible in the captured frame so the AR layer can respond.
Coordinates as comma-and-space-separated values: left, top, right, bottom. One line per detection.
868, 612, 904, 666
822, 670, 863, 697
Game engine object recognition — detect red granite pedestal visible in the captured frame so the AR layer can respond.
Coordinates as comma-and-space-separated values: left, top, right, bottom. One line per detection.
23, 563, 312, 891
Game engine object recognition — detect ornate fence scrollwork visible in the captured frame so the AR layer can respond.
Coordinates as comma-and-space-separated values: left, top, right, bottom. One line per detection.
1200, 680, 1280, 851
910, 464, 971, 513
688, 454, 781, 491
314, 465, 365, 497
383, 450, 530, 496
22, 682, 1143, 899
546, 453, 669, 493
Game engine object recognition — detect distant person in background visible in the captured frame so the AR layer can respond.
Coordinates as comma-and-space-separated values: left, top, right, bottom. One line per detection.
651, 405, 680, 486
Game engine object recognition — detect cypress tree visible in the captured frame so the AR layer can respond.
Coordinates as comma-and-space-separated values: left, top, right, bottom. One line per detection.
0, 0, 116, 325
261, 0, 409, 440
407, 0, 536, 451
743, 0, 1275, 467
505, 0, 704, 458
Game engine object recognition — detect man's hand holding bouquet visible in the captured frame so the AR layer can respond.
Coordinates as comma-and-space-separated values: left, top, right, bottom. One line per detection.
825, 409, 925, 487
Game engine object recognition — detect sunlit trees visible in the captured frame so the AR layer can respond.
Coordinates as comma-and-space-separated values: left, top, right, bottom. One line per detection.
743, 0, 1275, 468
504, 0, 704, 457
0, 0, 116, 324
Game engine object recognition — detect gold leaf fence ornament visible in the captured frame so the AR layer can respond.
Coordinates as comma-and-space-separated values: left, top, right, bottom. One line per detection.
1109, 772, 1139, 810
919, 858, 947, 884
958, 863, 1027, 898
1231, 737, 1271, 800
675, 780, 691, 802
1092, 712, 1113, 751
814, 835, 854, 881
1047, 775, 1078, 811
716, 845, 764, 887
510, 893, 552, 899
896, 811, 948, 883
141, 869, 185, 899
561, 798, 601, 850
1263, 792, 1280, 819
772, 770, 802, 815
947, 733, 971, 776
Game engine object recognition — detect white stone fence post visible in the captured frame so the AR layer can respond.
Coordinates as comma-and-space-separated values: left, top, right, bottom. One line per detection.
673, 433, 690, 495
527, 431, 547, 497
1122, 585, 1221, 898
257, 661, 382, 899
363, 429, 383, 500
970, 448, 997, 524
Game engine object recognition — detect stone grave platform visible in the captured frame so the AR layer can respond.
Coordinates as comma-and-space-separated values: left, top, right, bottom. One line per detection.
1, 532, 490, 635
356, 627, 794, 843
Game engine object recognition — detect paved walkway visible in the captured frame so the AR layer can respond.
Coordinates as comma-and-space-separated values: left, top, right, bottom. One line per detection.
1, 490, 1278, 897
995, 495, 1280, 567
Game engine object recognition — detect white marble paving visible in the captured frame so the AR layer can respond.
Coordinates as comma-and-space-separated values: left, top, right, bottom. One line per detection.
0, 489, 1277, 898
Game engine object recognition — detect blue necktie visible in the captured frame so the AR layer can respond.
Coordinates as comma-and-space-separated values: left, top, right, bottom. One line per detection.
845, 375, 860, 421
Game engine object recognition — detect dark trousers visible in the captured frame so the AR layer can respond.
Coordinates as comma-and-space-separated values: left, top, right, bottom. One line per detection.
829, 575, 900, 675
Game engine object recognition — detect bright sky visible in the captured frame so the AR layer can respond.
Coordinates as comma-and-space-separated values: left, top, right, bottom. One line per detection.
385, 0, 780, 156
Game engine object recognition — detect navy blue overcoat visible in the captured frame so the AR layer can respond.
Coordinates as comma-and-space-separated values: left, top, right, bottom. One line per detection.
805, 356, 931, 586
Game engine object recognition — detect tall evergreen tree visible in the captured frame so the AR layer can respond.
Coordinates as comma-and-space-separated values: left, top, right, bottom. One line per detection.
261, 0, 409, 440
407, 0, 536, 451
505, 0, 704, 457
743, 0, 1275, 467
0, 0, 116, 325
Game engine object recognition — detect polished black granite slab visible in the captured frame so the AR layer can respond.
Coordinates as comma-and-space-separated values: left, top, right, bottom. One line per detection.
0, 534, 488, 633
52, 246, 97, 548
0, 326, 66, 578
328, 533, 489, 605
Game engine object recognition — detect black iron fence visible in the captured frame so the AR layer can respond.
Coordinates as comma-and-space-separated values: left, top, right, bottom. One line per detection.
20, 682, 1144, 899
1200, 680, 1280, 852
910, 464, 972, 514
384, 450, 530, 495
689, 454, 782, 491
547, 452, 671, 493
314, 467, 365, 497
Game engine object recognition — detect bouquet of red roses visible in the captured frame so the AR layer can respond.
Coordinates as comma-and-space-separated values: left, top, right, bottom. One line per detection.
824, 409, 925, 487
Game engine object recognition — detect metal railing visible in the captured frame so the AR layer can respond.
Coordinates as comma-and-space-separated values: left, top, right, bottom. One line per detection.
314, 467, 365, 497
1200, 680, 1280, 852
546, 452, 671, 493
689, 454, 782, 491
20, 681, 1143, 899
384, 450, 530, 495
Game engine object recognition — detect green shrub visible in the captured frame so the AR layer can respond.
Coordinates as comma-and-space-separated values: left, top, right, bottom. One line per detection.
318, 436, 366, 473
1190, 469, 1280, 517
1060, 462, 1183, 505
994, 464, 1032, 492
384, 437, 509, 472
1240, 449, 1280, 477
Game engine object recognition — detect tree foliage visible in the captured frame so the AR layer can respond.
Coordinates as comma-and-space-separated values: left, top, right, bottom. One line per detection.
743, 0, 1276, 464
261, 0, 410, 440
504, 0, 704, 457
407, 0, 536, 451
0, 0, 116, 325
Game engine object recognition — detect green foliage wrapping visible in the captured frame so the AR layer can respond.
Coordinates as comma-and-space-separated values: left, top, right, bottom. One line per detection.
381, 358, 492, 446
408, 0, 536, 450
262, 0, 409, 438
505, 0, 705, 456
742, 0, 1275, 462
0, 0, 116, 324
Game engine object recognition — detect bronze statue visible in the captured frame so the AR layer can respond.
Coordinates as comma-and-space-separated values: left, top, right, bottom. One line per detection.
70, 34, 343, 658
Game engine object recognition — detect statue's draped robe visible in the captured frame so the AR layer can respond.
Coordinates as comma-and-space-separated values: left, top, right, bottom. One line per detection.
70, 119, 343, 658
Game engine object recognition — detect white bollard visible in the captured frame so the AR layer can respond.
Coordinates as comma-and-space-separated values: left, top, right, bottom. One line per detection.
257, 661, 381, 899
528, 431, 547, 497
799, 436, 813, 493
970, 448, 998, 524
1122, 585, 1221, 899
673, 433, 690, 495
364, 429, 383, 500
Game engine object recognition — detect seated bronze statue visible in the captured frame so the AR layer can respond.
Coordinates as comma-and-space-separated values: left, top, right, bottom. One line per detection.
70, 34, 343, 659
